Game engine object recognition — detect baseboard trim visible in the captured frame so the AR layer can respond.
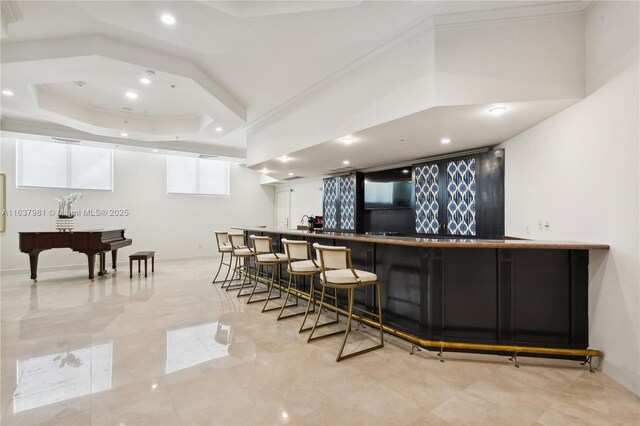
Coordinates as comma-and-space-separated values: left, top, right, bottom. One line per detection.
1, 254, 218, 276
601, 358, 640, 396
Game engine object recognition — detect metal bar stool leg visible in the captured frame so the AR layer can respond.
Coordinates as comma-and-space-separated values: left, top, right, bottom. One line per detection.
277, 272, 304, 320
245, 263, 270, 303
212, 252, 226, 284
336, 288, 355, 362
262, 264, 283, 312
225, 257, 241, 291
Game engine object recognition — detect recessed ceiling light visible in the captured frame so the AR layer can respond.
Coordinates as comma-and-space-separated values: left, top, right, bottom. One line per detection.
489, 106, 507, 115
161, 14, 176, 25
343, 160, 350, 165
140, 77, 151, 85
340, 137, 354, 144
215, 127, 223, 132
121, 133, 128, 137
2, 90, 14, 96
262, 168, 269, 173
441, 138, 451, 144
288, 172, 294, 176
125, 91, 138, 100
402, 169, 410, 174
153, 149, 158, 153
280, 156, 290, 162
74, 81, 87, 88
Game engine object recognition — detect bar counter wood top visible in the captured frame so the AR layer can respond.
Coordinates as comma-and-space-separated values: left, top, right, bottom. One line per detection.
232, 227, 609, 250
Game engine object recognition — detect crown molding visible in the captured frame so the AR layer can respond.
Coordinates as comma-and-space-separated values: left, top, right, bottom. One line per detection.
242, 1, 591, 135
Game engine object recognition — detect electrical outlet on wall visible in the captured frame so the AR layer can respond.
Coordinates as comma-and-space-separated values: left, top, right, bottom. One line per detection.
537, 219, 543, 230
544, 220, 551, 231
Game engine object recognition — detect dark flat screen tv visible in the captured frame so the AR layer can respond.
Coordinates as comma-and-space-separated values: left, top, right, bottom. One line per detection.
364, 168, 413, 210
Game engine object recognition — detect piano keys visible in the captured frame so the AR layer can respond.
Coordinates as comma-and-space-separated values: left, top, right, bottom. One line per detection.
19, 229, 133, 280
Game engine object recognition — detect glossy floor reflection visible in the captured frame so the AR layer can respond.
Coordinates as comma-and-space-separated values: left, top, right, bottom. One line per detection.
1, 259, 638, 425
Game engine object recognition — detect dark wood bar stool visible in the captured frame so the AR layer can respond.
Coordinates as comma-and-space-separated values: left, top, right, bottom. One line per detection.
308, 243, 384, 362
129, 251, 155, 278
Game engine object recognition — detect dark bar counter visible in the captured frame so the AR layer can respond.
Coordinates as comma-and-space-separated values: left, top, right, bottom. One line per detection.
232, 226, 609, 359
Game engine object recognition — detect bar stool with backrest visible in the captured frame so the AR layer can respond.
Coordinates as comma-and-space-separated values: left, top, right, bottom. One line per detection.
213, 231, 233, 286
280, 239, 339, 332
249, 235, 288, 310
308, 243, 384, 362
225, 232, 255, 294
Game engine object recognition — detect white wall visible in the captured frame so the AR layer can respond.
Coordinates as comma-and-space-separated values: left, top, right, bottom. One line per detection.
275, 178, 324, 230
0, 138, 275, 272
500, 1, 639, 395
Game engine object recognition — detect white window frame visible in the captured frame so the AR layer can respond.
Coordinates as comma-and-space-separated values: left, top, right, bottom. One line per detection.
16, 140, 114, 191
166, 156, 230, 196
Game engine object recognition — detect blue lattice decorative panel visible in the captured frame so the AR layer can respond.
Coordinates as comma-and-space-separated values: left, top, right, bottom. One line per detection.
340, 175, 356, 231
323, 178, 338, 229
415, 164, 440, 234
446, 158, 476, 236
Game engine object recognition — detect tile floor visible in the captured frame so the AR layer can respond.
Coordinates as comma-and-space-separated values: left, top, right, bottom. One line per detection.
1, 258, 638, 425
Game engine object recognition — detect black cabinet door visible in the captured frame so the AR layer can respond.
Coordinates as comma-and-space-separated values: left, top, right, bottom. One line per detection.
414, 150, 503, 238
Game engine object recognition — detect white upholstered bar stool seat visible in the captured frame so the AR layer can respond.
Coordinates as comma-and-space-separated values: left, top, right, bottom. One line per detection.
257, 252, 287, 263
322, 269, 377, 284
289, 259, 320, 273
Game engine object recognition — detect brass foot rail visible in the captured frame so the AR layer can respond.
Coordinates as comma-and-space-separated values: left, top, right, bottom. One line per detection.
235, 270, 603, 371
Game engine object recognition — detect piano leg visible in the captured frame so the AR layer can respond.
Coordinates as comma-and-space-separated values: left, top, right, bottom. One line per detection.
87, 253, 96, 280
27, 250, 43, 281
112, 250, 118, 270
98, 253, 108, 277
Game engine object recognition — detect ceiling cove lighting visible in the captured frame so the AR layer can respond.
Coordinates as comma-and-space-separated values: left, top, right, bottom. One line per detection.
215, 127, 223, 132
441, 138, 451, 144
489, 106, 507, 116
120, 133, 128, 137
2, 90, 14, 96
125, 91, 138, 100
160, 14, 176, 25
140, 77, 151, 85
343, 160, 350, 165
340, 137, 354, 144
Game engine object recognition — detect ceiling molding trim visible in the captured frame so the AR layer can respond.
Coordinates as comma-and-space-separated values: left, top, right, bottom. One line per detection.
242, 1, 591, 135
1, 34, 247, 123
0, 117, 246, 160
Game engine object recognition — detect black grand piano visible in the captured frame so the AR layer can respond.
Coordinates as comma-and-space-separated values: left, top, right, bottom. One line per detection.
19, 229, 132, 280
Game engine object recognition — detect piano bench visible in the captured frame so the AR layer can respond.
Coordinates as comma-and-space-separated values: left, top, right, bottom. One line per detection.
129, 251, 155, 278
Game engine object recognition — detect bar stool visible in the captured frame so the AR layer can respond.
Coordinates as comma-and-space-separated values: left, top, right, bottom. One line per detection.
308, 243, 384, 362
280, 239, 339, 332
225, 233, 254, 294
249, 235, 288, 310
213, 231, 233, 285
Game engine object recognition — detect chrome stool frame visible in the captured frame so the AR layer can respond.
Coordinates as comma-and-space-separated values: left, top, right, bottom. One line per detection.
213, 231, 233, 285
308, 243, 384, 362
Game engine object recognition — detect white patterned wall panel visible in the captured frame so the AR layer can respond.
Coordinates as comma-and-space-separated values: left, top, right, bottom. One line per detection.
446, 158, 477, 236
340, 175, 356, 230
415, 164, 440, 234
323, 178, 338, 229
